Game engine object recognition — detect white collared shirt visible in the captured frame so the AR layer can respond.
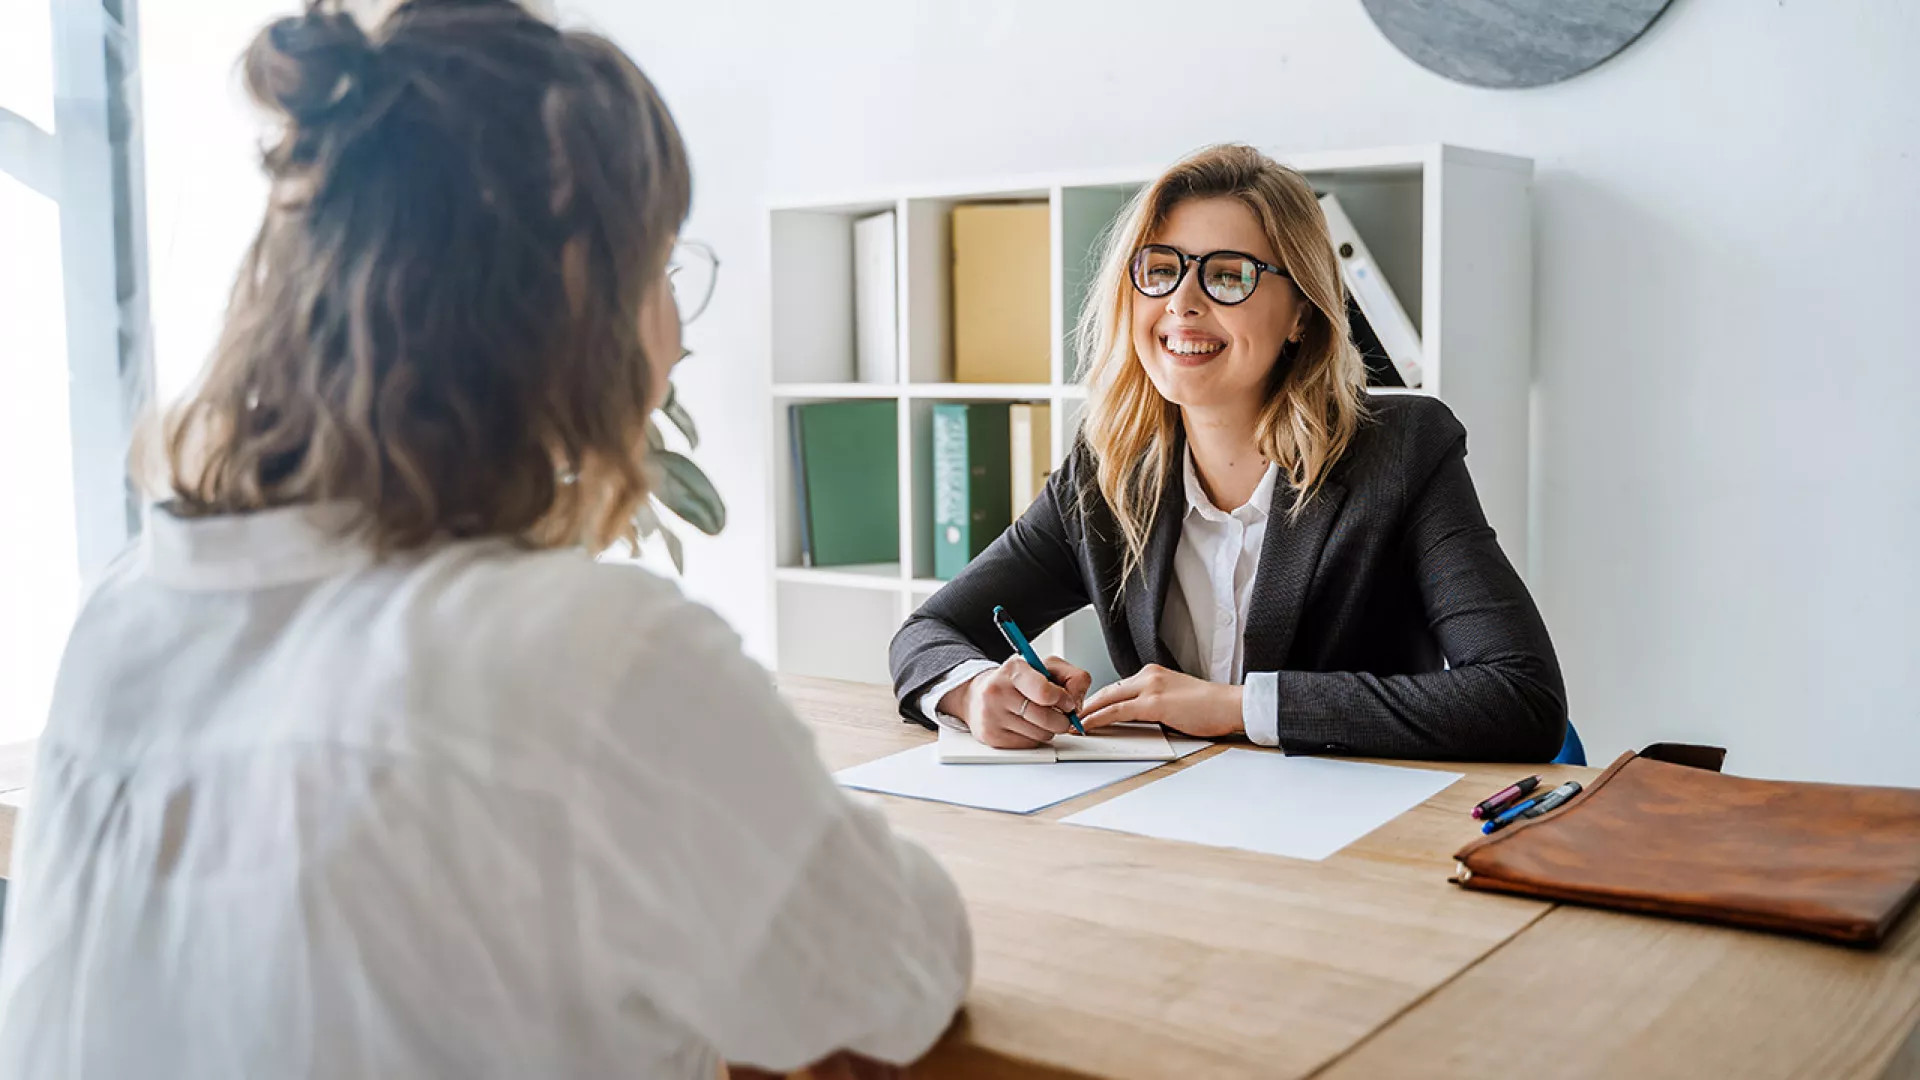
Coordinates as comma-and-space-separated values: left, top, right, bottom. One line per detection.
920, 451, 1283, 747
0, 504, 971, 1079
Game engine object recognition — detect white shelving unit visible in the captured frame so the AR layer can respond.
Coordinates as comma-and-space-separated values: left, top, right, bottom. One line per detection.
766, 144, 1533, 687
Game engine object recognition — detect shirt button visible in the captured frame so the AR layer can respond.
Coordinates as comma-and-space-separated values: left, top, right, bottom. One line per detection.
1217, 609, 1234, 626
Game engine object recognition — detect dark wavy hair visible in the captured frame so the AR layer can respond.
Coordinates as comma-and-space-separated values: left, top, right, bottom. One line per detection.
151, 0, 691, 550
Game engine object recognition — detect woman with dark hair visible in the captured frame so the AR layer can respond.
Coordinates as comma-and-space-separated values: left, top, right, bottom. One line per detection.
0, 3, 968, 1076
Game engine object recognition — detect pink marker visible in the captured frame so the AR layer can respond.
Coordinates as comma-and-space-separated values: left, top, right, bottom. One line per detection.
1470, 775, 1541, 820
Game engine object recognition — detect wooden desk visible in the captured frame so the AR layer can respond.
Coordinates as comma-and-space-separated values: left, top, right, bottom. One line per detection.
0, 683, 1911, 1078
780, 676, 1920, 1080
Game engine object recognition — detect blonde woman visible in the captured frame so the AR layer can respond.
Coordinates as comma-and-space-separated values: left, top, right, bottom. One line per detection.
0, 2, 967, 1076
890, 145, 1567, 762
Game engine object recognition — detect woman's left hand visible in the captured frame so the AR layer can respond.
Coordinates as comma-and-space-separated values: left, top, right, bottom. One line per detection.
1079, 664, 1245, 738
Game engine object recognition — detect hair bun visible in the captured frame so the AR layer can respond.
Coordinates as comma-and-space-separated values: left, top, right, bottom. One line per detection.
243, 9, 374, 125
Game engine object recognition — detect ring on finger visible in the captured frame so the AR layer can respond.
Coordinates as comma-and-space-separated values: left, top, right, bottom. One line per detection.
1017, 698, 1030, 718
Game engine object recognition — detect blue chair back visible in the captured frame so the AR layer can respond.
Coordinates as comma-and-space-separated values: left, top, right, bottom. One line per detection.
1553, 721, 1587, 766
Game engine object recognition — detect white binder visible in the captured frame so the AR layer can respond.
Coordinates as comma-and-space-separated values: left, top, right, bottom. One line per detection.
1318, 194, 1424, 388
853, 210, 898, 384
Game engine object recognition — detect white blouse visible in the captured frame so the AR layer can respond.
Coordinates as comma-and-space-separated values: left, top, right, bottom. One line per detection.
0, 504, 971, 1079
920, 451, 1281, 745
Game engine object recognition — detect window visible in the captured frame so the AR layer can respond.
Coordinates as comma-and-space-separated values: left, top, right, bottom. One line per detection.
0, 0, 149, 743
0, 0, 57, 134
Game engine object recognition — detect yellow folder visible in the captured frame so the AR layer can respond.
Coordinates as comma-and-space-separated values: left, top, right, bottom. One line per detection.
952, 202, 1050, 384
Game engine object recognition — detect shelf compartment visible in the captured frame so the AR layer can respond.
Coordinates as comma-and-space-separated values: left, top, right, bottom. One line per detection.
775, 580, 900, 685
771, 202, 902, 386
902, 192, 1051, 388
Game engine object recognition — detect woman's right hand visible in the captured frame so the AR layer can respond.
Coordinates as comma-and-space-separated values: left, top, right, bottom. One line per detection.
938, 656, 1093, 749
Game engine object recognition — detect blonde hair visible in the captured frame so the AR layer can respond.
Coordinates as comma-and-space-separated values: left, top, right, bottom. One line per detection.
146, 0, 690, 552
1074, 144, 1369, 584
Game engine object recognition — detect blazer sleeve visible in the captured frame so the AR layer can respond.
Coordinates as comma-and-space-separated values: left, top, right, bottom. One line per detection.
888, 464, 1092, 726
1271, 417, 1569, 762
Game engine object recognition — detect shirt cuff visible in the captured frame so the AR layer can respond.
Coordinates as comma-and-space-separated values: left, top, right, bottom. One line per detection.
1242, 671, 1282, 749
917, 660, 997, 731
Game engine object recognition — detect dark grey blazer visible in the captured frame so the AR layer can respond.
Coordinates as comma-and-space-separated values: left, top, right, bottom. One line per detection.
888, 394, 1568, 762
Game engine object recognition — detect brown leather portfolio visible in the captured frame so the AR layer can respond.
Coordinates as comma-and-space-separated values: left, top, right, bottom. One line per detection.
1453, 744, 1920, 946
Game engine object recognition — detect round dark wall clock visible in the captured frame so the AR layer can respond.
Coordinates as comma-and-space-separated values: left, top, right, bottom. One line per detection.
1362, 0, 1678, 89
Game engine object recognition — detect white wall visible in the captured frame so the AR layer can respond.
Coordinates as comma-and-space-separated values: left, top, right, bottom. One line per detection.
144, 0, 1920, 786
142, 0, 282, 407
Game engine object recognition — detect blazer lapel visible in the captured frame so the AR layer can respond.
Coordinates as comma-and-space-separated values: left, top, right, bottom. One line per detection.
1124, 457, 1187, 670
1243, 478, 1348, 673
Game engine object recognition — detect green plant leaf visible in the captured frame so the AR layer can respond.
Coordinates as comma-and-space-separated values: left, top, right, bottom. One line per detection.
662, 383, 699, 449
658, 520, 685, 574
654, 449, 726, 536
636, 379, 722, 570
631, 499, 687, 574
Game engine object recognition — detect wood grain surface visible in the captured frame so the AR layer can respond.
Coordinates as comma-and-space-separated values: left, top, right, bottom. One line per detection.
781, 676, 1589, 1079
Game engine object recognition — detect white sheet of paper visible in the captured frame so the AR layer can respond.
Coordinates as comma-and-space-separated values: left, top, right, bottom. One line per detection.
1061, 749, 1463, 861
937, 722, 1177, 764
837, 745, 1163, 814
837, 730, 1211, 815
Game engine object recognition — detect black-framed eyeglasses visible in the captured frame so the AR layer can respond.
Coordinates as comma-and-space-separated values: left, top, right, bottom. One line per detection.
668, 240, 719, 324
1129, 244, 1290, 306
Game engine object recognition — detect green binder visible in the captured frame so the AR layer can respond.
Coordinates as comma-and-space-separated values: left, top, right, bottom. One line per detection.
792, 401, 899, 567
932, 403, 1012, 580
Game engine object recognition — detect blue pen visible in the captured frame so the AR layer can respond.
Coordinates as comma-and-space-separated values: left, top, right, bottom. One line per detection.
1481, 796, 1540, 834
991, 606, 1085, 734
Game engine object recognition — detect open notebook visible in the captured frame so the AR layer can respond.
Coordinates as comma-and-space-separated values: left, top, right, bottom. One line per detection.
938, 722, 1178, 764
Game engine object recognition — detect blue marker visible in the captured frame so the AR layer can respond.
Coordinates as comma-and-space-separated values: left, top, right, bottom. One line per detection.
1481, 796, 1540, 834
992, 605, 1085, 735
